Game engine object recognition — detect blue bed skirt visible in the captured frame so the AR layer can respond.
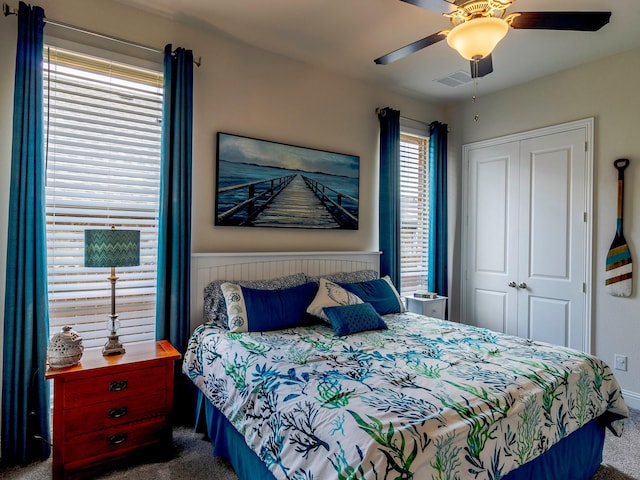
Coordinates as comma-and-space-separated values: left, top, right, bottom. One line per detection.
197, 392, 605, 480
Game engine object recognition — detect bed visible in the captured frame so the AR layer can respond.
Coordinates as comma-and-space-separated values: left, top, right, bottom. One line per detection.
184, 252, 628, 480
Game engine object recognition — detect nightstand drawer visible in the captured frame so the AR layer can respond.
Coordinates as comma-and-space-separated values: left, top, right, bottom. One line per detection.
405, 296, 448, 320
422, 300, 445, 318
63, 364, 167, 408
64, 391, 167, 437
64, 417, 167, 463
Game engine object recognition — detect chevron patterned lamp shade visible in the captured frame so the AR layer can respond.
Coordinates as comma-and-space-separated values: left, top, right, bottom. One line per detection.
84, 229, 140, 268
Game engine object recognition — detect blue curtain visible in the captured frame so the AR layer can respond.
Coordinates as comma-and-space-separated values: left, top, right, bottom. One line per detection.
1, 1, 50, 465
428, 121, 448, 296
377, 107, 401, 289
156, 45, 194, 424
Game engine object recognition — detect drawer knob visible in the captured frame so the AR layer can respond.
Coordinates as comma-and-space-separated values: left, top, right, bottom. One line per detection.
108, 406, 128, 419
109, 380, 128, 392
107, 433, 128, 446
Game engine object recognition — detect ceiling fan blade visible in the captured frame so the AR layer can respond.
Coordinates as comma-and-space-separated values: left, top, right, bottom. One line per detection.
471, 55, 493, 78
374, 31, 446, 65
400, 0, 457, 15
510, 11, 611, 31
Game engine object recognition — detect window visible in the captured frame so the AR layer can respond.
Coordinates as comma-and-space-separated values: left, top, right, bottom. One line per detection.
44, 46, 163, 350
399, 131, 430, 295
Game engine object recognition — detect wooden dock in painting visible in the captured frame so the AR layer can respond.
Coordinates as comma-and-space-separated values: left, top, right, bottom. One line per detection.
216, 173, 358, 229
251, 175, 339, 228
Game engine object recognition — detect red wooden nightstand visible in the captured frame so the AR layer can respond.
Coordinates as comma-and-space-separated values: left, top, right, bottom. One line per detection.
45, 340, 181, 479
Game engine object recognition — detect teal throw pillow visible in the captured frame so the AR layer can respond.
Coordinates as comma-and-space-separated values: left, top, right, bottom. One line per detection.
323, 303, 388, 336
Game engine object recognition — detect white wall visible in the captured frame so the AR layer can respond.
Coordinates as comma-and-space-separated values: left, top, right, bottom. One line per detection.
446, 47, 640, 409
0, 0, 441, 432
0, 8, 17, 438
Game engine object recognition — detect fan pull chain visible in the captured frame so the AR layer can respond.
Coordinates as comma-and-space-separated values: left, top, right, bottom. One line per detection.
472, 76, 479, 122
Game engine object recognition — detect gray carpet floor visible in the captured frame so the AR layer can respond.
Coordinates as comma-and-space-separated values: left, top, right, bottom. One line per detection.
2, 409, 639, 479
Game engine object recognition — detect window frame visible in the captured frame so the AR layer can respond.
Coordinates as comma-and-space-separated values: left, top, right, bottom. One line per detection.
43, 44, 163, 350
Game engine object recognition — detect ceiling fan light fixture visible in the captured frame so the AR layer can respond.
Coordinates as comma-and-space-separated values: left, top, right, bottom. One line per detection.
446, 16, 509, 61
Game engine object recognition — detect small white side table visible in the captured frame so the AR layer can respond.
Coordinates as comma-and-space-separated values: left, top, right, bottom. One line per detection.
405, 295, 448, 320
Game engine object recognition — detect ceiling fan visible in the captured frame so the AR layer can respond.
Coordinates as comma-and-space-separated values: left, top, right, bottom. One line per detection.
374, 0, 612, 78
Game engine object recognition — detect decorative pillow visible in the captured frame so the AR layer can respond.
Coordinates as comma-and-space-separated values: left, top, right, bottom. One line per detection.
306, 278, 363, 322
306, 269, 379, 285
203, 272, 307, 328
323, 303, 388, 336
220, 281, 318, 332
337, 276, 406, 315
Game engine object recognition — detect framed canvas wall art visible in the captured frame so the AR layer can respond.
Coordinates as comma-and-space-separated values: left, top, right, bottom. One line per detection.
215, 132, 359, 229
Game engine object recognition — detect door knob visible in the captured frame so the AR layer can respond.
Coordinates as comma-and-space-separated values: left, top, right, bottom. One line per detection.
508, 281, 517, 288
518, 282, 527, 289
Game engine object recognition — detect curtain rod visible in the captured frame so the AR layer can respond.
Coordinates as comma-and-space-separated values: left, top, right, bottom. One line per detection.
375, 107, 430, 127
400, 115, 429, 127
3, 2, 201, 67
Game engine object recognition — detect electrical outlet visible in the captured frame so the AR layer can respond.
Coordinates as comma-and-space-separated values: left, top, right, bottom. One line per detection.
614, 354, 627, 371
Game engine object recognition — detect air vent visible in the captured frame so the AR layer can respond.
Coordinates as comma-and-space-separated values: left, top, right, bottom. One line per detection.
435, 70, 473, 87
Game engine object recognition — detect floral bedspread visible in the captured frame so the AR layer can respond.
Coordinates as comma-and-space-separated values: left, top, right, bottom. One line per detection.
183, 312, 628, 480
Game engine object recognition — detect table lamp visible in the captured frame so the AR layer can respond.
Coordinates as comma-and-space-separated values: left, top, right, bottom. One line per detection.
84, 226, 140, 356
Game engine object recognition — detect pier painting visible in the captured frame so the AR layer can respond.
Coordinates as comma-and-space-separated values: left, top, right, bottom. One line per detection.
215, 132, 359, 229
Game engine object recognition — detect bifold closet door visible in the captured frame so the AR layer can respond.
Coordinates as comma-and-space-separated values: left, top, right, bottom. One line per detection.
463, 121, 591, 351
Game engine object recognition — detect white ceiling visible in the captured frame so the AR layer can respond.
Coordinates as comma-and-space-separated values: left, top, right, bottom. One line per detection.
115, 0, 640, 105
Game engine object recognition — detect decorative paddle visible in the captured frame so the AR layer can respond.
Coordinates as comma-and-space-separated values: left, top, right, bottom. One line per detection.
605, 158, 632, 296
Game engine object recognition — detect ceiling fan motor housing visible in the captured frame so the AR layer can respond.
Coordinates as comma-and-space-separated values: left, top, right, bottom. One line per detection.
446, 0, 513, 26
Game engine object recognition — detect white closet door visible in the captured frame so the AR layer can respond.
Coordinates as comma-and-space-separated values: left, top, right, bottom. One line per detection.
517, 129, 588, 348
462, 119, 592, 352
466, 141, 520, 335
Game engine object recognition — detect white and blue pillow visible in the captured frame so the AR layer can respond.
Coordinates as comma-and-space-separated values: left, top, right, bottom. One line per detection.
204, 272, 308, 328
306, 278, 364, 322
221, 281, 318, 332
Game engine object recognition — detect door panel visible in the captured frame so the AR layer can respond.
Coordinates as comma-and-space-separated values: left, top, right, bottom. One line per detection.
528, 146, 570, 279
475, 157, 509, 273
528, 296, 569, 346
474, 289, 507, 333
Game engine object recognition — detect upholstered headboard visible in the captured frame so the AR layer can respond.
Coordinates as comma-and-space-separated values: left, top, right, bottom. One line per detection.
190, 251, 381, 331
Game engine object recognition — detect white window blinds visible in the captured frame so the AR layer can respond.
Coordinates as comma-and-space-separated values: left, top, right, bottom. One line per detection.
44, 46, 163, 350
399, 132, 430, 295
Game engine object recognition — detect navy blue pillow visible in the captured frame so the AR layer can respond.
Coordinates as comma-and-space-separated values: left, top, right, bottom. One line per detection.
222, 281, 318, 332
323, 303, 388, 336
337, 276, 405, 315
